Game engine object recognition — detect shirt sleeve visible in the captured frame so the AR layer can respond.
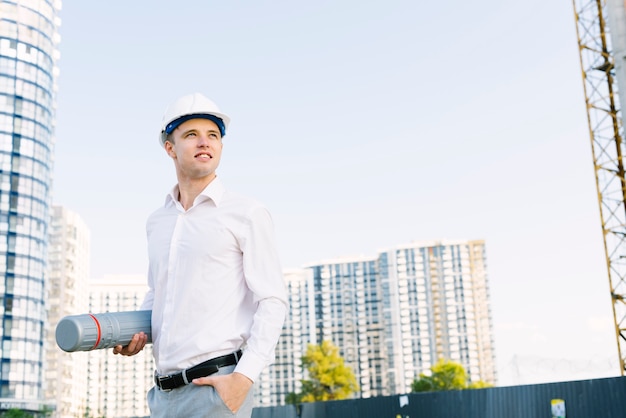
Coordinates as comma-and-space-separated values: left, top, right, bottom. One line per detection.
140, 282, 154, 311
140, 227, 155, 311
234, 204, 288, 382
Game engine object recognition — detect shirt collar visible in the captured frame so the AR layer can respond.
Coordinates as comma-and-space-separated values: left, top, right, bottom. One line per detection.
164, 177, 226, 208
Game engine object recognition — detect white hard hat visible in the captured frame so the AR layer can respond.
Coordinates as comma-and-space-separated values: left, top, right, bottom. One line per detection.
159, 92, 231, 146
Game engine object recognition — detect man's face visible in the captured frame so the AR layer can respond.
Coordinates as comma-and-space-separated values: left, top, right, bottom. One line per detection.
164, 118, 223, 183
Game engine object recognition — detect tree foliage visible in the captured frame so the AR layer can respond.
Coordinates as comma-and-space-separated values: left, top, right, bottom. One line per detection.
0, 406, 53, 418
286, 340, 359, 403
0, 409, 33, 418
467, 380, 494, 389
411, 358, 493, 392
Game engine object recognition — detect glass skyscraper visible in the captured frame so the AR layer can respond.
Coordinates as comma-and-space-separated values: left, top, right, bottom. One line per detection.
0, 0, 61, 412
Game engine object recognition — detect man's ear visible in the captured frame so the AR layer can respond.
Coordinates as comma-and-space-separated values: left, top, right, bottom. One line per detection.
164, 141, 176, 158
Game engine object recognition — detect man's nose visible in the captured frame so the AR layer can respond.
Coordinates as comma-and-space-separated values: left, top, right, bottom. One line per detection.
197, 134, 210, 146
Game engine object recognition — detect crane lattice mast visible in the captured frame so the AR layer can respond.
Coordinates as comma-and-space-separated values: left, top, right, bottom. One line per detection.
572, 0, 626, 375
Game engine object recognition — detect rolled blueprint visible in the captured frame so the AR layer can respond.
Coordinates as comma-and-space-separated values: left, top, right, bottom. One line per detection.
56, 310, 152, 352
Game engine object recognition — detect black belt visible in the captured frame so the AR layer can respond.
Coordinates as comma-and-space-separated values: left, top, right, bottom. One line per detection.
154, 350, 242, 391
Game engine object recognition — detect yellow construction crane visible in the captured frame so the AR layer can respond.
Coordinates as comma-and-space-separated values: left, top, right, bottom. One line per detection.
572, 0, 626, 375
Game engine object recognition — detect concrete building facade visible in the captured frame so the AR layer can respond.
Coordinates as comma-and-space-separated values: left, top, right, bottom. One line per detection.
46, 206, 90, 417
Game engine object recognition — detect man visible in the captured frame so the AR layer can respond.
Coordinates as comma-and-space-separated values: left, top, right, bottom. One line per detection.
114, 92, 288, 418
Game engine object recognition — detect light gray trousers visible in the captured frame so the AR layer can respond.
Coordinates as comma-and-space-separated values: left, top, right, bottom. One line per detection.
147, 365, 255, 418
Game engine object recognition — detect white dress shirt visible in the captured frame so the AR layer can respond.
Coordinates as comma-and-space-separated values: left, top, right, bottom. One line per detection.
140, 177, 288, 382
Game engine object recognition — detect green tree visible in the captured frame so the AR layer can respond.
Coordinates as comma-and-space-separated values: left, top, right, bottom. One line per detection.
468, 380, 494, 389
284, 391, 301, 405
286, 340, 359, 403
0, 409, 33, 418
411, 358, 493, 392
38, 406, 53, 418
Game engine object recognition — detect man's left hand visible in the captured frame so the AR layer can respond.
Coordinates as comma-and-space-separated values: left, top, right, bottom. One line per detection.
193, 371, 253, 413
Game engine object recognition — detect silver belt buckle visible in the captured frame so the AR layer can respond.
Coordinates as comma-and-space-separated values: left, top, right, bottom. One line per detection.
156, 373, 173, 392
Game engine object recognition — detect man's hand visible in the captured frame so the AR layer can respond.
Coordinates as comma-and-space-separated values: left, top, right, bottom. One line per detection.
112, 332, 148, 356
193, 372, 253, 413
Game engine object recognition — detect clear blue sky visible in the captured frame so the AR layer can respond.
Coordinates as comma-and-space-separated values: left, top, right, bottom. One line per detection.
52, 0, 620, 385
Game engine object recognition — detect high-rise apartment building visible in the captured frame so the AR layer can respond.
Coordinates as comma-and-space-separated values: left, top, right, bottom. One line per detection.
86, 276, 152, 418
46, 206, 90, 417
307, 255, 387, 398
378, 239, 496, 394
0, 0, 61, 413
261, 239, 496, 404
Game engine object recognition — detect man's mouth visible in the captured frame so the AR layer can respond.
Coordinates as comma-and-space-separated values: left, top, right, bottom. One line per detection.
195, 152, 212, 159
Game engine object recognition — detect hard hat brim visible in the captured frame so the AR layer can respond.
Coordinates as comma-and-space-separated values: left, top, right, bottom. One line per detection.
160, 111, 230, 145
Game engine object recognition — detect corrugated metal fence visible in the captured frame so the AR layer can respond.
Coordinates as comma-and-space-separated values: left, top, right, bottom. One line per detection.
252, 376, 626, 418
